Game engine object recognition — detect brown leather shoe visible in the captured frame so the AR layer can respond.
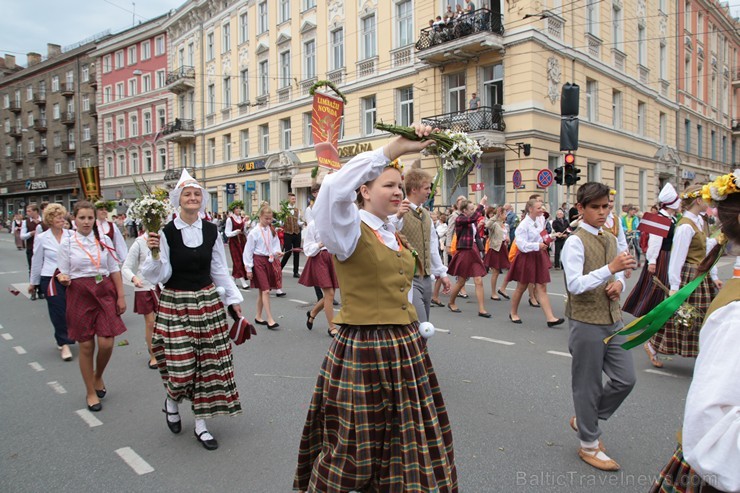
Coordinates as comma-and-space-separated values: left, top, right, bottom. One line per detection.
569, 416, 606, 452
643, 343, 664, 368
578, 447, 620, 471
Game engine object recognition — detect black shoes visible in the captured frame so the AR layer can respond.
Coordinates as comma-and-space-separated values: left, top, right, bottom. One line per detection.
497, 289, 510, 300
509, 314, 523, 324
528, 298, 541, 308
195, 430, 218, 450
267, 322, 280, 330
254, 319, 268, 326
478, 312, 492, 318
547, 318, 565, 328
87, 402, 102, 412
306, 311, 314, 330
430, 299, 444, 307
163, 398, 182, 434
293, 273, 300, 278
275, 292, 287, 297
447, 304, 461, 313
95, 388, 107, 399
332, 300, 339, 306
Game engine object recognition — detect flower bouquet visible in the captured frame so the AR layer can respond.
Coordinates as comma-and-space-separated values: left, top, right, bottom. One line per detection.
375, 122, 483, 202
128, 195, 174, 260
650, 276, 701, 329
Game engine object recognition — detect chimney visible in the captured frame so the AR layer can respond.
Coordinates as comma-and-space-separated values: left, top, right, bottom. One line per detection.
0, 57, 6, 69
27, 52, 42, 66
47, 44, 62, 58
5, 54, 15, 69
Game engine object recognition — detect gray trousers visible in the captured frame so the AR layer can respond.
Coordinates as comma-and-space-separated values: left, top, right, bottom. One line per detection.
412, 275, 433, 323
568, 319, 636, 443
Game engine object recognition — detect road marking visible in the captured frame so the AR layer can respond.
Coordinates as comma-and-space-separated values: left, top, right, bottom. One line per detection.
547, 350, 572, 358
0, 270, 25, 275
115, 447, 154, 475
435, 328, 450, 333
1, 333, 13, 340
76, 409, 104, 428
645, 369, 680, 378
290, 299, 310, 304
47, 381, 67, 394
0, 324, 4, 328
13, 346, 27, 354
254, 373, 313, 380
29, 362, 45, 372
471, 336, 515, 346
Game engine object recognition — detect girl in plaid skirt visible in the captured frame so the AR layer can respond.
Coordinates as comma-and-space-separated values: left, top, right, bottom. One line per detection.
294, 124, 457, 492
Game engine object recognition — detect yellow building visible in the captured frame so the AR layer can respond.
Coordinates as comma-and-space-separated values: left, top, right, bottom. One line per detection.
162, 0, 679, 216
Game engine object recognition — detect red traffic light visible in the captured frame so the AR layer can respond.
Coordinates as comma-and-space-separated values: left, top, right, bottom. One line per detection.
564, 152, 575, 165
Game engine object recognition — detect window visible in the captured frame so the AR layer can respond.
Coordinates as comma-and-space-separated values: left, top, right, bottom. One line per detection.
128, 45, 137, 65
240, 129, 249, 157
280, 118, 291, 150
587, 161, 601, 182
586, 0, 599, 36
659, 0, 666, 12
304, 112, 313, 146
259, 124, 269, 154
685, 56, 691, 92
118, 154, 126, 175
637, 24, 646, 66
711, 130, 716, 161
155, 35, 165, 56
396, 0, 413, 47
156, 70, 166, 88
131, 152, 139, 174
142, 74, 151, 92
158, 108, 166, 130
685, 119, 691, 153
612, 4, 622, 51
482, 64, 503, 106
55, 161, 62, 175
239, 13, 249, 43
116, 82, 124, 100
659, 42, 667, 80
53, 103, 60, 120
3, 119, 8, 132
106, 156, 114, 176
103, 55, 112, 72
26, 85, 33, 101
128, 78, 137, 97
614, 165, 624, 211
224, 134, 232, 161
223, 77, 231, 108
130, 114, 138, 137
258, 61, 269, 96
398, 87, 414, 127
143, 111, 152, 134
722, 135, 727, 163
637, 102, 646, 136
446, 73, 466, 113
117, 117, 125, 140
28, 139, 35, 152
52, 76, 59, 92
639, 169, 648, 212
159, 148, 167, 171
362, 96, 377, 136
187, 43, 194, 66
27, 111, 34, 127
206, 32, 214, 61
208, 138, 216, 164
685, 1, 691, 32
38, 81, 46, 98
207, 84, 216, 114
104, 86, 112, 103
115, 50, 124, 69
697, 62, 703, 98
2, 94, 8, 108
82, 95, 90, 112
261, 181, 271, 204
303, 0, 316, 10
612, 90, 622, 129
279, 0, 290, 23
585, 79, 598, 122
361, 15, 377, 59
222, 23, 231, 52
145, 150, 153, 172
331, 29, 344, 70
82, 124, 90, 141
258, 1, 268, 34
659, 112, 666, 144
697, 124, 703, 157
105, 121, 113, 142
141, 40, 151, 60
240, 69, 249, 103
304, 41, 316, 79
711, 73, 717, 108
280, 51, 291, 88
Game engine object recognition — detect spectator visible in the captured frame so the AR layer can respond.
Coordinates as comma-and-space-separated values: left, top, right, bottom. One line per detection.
469, 92, 481, 110
465, 0, 476, 12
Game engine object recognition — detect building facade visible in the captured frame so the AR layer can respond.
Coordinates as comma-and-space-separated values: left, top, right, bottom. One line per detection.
0, 42, 102, 216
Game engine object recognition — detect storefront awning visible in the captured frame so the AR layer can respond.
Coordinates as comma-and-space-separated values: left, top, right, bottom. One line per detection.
290, 169, 331, 188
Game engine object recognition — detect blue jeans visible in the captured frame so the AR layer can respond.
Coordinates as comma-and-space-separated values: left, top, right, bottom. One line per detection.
39, 276, 74, 346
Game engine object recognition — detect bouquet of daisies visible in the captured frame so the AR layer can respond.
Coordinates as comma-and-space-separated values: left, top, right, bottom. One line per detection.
375, 122, 483, 201
128, 195, 174, 260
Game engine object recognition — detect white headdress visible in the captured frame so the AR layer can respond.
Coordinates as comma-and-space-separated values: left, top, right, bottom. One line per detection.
658, 183, 680, 210
169, 169, 210, 214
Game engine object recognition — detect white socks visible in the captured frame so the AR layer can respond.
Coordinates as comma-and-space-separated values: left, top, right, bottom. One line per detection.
239, 278, 248, 288
195, 418, 213, 441
165, 398, 180, 423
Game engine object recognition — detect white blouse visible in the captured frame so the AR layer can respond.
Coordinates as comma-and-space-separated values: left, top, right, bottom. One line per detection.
514, 215, 545, 253
140, 217, 243, 306
668, 210, 719, 291
97, 220, 129, 263
30, 229, 73, 285
562, 222, 626, 295
302, 221, 326, 258
121, 235, 157, 292
224, 215, 247, 238
243, 224, 282, 270
57, 231, 120, 279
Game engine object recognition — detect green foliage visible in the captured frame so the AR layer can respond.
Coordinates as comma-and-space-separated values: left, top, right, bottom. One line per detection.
272, 200, 292, 225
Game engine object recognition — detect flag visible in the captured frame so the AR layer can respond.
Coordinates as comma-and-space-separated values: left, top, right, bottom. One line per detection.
637, 212, 672, 238
152, 129, 163, 143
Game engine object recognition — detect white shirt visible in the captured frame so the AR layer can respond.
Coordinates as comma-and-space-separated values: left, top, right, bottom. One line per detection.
140, 217, 243, 306
562, 222, 626, 295
121, 235, 157, 291
604, 212, 629, 253
304, 204, 315, 226
302, 221, 326, 258
668, 210, 719, 291
407, 202, 448, 279
20, 217, 40, 241
243, 224, 282, 270
646, 209, 674, 264
224, 214, 246, 238
514, 215, 545, 253
57, 231, 120, 279
97, 220, 129, 263
30, 229, 73, 285
683, 267, 740, 492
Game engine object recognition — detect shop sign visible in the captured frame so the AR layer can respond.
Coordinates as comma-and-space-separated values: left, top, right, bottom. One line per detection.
236, 159, 266, 173
226, 183, 236, 194
681, 170, 696, 180
338, 143, 372, 158
245, 181, 256, 192
25, 180, 48, 191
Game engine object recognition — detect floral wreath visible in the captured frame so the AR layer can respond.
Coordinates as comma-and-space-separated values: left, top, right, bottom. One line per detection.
228, 200, 245, 212
94, 200, 116, 212
700, 169, 739, 206
387, 158, 404, 177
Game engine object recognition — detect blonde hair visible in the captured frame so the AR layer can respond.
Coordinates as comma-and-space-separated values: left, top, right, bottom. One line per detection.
680, 185, 704, 210
43, 203, 68, 226
258, 204, 273, 217
525, 198, 540, 214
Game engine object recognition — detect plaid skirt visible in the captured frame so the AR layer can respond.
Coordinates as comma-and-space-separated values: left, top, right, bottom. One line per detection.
505, 249, 551, 285
65, 276, 127, 343
251, 254, 282, 291
447, 247, 486, 279
152, 284, 241, 418
228, 233, 248, 279
299, 250, 339, 289
484, 246, 510, 271
650, 263, 717, 357
650, 445, 707, 493
133, 287, 160, 315
623, 250, 670, 317
294, 324, 457, 493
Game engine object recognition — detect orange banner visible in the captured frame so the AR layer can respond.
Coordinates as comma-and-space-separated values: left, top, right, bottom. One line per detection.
312, 92, 344, 170
77, 166, 101, 201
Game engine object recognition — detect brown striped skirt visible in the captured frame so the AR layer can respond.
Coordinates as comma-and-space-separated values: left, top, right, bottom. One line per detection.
299, 250, 339, 289
623, 249, 670, 317
294, 323, 457, 492
650, 263, 717, 358
152, 284, 241, 418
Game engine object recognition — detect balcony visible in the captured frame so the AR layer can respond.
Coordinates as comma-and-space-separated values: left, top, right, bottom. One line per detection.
162, 118, 195, 143
61, 141, 76, 154
732, 119, 740, 135
61, 82, 75, 96
9, 126, 23, 138
8, 102, 22, 113
33, 93, 46, 105
326, 68, 345, 86
88, 68, 97, 88
421, 106, 506, 149
90, 135, 99, 148
87, 103, 97, 116
37, 146, 48, 159
33, 118, 47, 132
10, 152, 24, 164
61, 112, 75, 125
733, 68, 740, 88
415, 9, 504, 66
165, 66, 196, 94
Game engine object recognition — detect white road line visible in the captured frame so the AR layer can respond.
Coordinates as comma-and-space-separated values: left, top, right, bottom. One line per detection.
115, 447, 154, 475
47, 381, 67, 394
0, 324, 4, 328
547, 350, 573, 358
435, 328, 451, 333
29, 362, 45, 372
13, 346, 27, 354
254, 373, 313, 380
76, 409, 104, 428
0, 270, 24, 275
289, 299, 310, 304
645, 369, 680, 378
471, 336, 515, 346
1, 333, 13, 340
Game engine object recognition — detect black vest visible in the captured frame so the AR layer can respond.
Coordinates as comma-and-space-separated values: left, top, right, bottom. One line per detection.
163, 220, 218, 291
661, 217, 676, 252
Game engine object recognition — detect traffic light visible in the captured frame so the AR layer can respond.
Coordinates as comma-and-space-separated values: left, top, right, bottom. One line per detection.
522, 144, 531, 156
560, 82, 580, 151
573, 166, 582, 183
554, 166, 564, 185
564, 164, 576, 186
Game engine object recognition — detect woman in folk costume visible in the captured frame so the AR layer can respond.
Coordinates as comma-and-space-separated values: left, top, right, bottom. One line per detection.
142, 170, 244, 451
57, 201, 127, 412
622, 183, 680, 367
224, 200, 250, 289
243, 204, 283, 330
94, 200, 128, 264
484, 206, 510, 301
294, 124, 457, 492
506, 198, 565, 327
300, 219, 340, 337
121, 228, 160, 370
651, 170, 740, 493
28, 204, 75, 362
647, 185, 723, 367
446, 197, 490, 317
12, 212, 25, 250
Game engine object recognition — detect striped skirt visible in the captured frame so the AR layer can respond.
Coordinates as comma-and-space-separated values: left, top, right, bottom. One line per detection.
649, 445, 706, 493
650, 263, 717, 358
65, 276, 127, 343
294, 324, 457, 492
251, 254, 282, 291
299, 250, 339, 289
152, 284, 241, 418
623, 250, 670, 317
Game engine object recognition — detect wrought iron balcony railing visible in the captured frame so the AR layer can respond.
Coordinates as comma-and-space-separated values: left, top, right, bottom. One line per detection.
162, 118, 195, 135
416, 9, 504, 51
421, 106, 506, 133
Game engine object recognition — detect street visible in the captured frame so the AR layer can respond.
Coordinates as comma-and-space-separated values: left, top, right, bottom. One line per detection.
0, 234, 734, 493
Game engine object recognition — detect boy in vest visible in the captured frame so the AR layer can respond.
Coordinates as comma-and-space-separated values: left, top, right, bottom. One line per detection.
561, 182, 637, 471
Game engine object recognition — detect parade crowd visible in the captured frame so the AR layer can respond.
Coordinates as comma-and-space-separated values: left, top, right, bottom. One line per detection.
6, 124, 740, 492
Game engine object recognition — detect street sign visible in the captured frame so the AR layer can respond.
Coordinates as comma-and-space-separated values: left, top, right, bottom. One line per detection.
512, 169, 522, 189
471, 183, 485, 191
226, 183, 236, 194
245, 180, 256, 192
537, 169, 554, 188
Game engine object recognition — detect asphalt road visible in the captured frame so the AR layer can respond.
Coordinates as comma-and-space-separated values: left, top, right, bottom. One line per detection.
0, 234, 734, 492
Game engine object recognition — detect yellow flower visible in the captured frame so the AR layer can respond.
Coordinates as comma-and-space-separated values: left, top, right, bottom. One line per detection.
701, 184, 713, 203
